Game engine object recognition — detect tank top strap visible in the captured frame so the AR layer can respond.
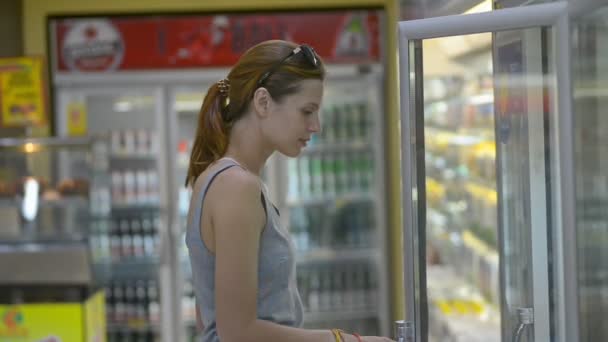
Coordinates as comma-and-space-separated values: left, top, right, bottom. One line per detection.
191, 158, 243, 231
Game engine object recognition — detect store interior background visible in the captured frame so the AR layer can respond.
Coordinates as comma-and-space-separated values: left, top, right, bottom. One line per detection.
0, 0, 607, 341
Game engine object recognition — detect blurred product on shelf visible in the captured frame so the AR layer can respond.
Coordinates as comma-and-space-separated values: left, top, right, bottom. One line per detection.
111, 129, 158, 156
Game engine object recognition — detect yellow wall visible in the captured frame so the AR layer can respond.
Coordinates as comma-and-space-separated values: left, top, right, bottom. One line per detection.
23, 0, 405, 323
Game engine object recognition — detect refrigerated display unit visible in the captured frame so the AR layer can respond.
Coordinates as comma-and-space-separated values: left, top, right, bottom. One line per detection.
395, 2, 608, 342
0, 137, 109, 342
49, 9, 390, 341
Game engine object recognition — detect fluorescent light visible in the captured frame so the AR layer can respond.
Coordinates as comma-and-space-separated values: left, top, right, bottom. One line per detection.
465, 0, 492, 14
114, 101, 133, 112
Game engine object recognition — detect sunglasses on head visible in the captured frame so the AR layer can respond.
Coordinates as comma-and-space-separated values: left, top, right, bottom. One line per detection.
257, 44, 320, 87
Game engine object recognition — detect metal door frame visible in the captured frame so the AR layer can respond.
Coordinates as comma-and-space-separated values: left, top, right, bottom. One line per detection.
397, 2, 578, 342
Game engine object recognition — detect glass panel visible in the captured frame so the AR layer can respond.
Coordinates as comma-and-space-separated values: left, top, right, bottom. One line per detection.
420, 28, 555, 341
170, 86, 207, 342
0, 138, 107, 243
287, 73, 387, 336
422, 33, 500, 342
494, 28, 552, 342
572, 6, 608, 341
62, 89, 164, 342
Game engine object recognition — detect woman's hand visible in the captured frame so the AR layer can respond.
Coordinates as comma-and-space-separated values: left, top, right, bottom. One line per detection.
342, 333, 395, 342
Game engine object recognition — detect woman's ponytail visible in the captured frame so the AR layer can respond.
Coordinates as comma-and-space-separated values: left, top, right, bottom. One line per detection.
185, 82, 230, 187
184, 40, 326, 188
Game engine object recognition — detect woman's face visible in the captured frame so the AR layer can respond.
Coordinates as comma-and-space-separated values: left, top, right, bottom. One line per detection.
263, 79, 324, 157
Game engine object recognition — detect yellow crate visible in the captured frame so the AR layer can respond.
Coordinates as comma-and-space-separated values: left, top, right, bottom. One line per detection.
0, 289, 106, 342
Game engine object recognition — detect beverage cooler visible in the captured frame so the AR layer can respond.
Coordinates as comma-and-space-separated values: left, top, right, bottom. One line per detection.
49, 9, 390, 341
394, 2, 608, 342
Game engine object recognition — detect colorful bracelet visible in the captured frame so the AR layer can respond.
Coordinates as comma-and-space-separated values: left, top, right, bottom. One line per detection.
353, 333, 364, 342
331, 329, 345, 342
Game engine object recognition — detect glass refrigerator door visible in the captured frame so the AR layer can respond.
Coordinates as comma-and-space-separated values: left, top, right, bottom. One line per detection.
284, 68, 390, 336
56, 86, 172, 342
398, 3, 575, 342
168, 84, 210, 342
168, 82, 286, 342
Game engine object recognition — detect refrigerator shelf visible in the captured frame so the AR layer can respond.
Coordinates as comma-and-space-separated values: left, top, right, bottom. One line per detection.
287, 192, 373, 207
95, 258, 160, 281
301, 141, 372, 154
0, 195, 89, 208
109, 154, 158, 161
296, 248, 378, 264
303, 309, 378, 323
107, 322, 160, 332
111, 204, 163, 212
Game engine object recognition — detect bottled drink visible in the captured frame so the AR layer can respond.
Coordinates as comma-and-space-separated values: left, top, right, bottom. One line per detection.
135, 280, 147, 322
344, 103, 355, 141
124, 130, 135, 154
136, 129, 149, 155
324, 106, 335, 143
110, 220, 122, 262
350, 102, 362, 140
334, 106, 346, 142
322, 154, 336, 196
343, 265, 355, 310
308, 270, 320, 312
147, 280, 160, 324
123, 170, 136, 205
287, 159, 298, 201
131, 218, 144, 258
331, 267, 344, 309
111, 130, 122, 154
357, 103, 369, 141
105, 285, 114, 323
111, 171, 124, 205
114, 284, 125, 323
120, 219, 132, 258
136, 170, 148, 204
182, 279, 196, 322
124, 282, 135, 323
147, 170, 158, 204
142, 216, 155, 257
334, 154, 345, 195
311, 155, 323, 197
319, 267, 331, 311
354, 265, 366, 310
298, 156, 310, 199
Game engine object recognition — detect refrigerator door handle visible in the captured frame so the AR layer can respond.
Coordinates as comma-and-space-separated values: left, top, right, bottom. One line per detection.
395, 320, 415, 342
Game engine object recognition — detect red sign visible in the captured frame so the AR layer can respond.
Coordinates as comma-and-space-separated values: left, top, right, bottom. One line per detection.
52, 11, 381, 72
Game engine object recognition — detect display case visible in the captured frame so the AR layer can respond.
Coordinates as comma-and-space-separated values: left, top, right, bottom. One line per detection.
0, 136, 110, 285
0, 137, 110, 342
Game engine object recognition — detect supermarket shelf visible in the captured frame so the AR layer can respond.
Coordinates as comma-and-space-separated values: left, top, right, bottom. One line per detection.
109, 153, 158, 161
303, 309, 378, 323
301, 141, 372, 154
107, 322, 160, 332
287, 192, 373, 207
0, 195, 88, 208
111, 204, 162, 213
95, 258, 160, 281
296, 248, 378, 264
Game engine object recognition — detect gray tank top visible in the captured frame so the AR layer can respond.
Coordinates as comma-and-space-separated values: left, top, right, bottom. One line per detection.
185, 158, 303, 342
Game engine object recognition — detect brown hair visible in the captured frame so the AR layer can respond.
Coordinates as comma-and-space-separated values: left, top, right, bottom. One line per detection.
185, 40, 326, 187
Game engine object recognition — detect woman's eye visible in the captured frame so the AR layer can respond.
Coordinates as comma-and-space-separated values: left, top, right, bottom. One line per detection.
302, 110, 313, 116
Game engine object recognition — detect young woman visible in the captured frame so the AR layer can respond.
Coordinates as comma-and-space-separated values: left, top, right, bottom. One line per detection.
185, 40, 394, 342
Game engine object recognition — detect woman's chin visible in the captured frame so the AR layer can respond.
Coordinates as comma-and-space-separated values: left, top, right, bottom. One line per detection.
279, 147, 301, 158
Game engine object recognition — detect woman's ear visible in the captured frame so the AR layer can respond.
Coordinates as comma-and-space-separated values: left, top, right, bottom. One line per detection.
252, 87, 272, 118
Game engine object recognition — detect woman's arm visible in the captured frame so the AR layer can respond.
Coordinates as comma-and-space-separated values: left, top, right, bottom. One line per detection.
207, 168, 334, 342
